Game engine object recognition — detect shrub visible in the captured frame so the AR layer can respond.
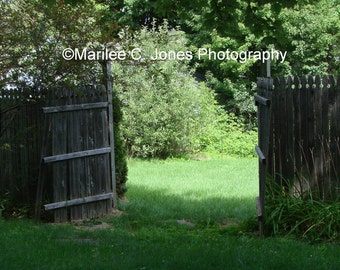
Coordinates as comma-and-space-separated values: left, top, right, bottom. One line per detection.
196, 112, 257, 158
112, 21, 257, 158
112, 93, 128, 197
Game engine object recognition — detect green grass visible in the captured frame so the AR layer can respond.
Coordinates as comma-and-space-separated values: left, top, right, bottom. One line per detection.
1, 156, 340, 269
124, 157, 258, 222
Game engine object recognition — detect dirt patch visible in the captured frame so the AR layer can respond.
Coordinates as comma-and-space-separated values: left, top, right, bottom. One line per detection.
188, 153, 211, 161
75, 221, 112, 231
177, 219, 195, 227
219, 220, 238, 228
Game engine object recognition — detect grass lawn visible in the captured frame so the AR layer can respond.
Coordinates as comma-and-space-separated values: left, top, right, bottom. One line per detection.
1, 156, 340, 269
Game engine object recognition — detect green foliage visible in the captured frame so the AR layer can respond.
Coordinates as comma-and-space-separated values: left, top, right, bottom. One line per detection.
196, 112, 257, 158
277, 0, 340, 75
111, 22, 254, 158
96, 0, 339, 116
112, 93, 128, 196
0, 0, 102, 88
205, 72, 257, 127
265, 178, 340, 242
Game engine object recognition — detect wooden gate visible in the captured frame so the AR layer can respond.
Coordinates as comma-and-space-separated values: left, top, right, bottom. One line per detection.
35, 78, 116, 222
255, 75, 340, 234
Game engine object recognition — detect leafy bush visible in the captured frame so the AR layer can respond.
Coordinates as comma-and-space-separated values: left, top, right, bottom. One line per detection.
205, 72, 257, 129
112, 22, 257, 158
196, 112, 257, 158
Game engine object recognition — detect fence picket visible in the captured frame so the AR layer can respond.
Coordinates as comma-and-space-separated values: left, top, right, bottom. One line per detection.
293, 76, 302, 187
52, 89, 69, 222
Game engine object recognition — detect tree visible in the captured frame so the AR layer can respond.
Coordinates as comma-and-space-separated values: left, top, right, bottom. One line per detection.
0, 0, 102, 89
101, 0, 339, 113
277, 0, 340, 75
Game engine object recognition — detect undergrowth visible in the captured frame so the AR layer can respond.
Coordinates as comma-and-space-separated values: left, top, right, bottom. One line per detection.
264, 178, 340, 243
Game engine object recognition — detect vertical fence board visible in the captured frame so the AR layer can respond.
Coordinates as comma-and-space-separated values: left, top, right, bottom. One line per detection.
51, 89, 69, 222
313, 75, 324, 198
333, 76, 340, 196
272, 77, 282, 182
68, 91, 83, 221
285, 77, 295, 184
256, 77, 272, 235
307, 76, 317, 192
93, 87, 110, 216
293, 76, 302, 187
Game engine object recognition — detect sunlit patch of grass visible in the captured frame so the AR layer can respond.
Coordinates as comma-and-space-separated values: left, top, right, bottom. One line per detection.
125, 157, 258, 222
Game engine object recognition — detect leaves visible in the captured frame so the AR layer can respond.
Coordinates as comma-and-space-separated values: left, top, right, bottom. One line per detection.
110, 23, 248, 158
0, 0, 103, 89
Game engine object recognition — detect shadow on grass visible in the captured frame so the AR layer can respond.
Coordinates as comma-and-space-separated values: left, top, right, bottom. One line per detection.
120, 183, 258, 226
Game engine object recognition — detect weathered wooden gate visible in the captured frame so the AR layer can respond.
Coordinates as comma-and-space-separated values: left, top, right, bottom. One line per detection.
35, 70, 116, 222
255, 75, 340, 234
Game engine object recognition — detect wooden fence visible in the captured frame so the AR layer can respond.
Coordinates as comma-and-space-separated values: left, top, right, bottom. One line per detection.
0, 88, 44, 205
1, 73, 116, 222
255, 75, 340, 232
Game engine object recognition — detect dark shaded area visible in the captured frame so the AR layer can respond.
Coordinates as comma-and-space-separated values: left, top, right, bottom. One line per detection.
121, 183, 258, 225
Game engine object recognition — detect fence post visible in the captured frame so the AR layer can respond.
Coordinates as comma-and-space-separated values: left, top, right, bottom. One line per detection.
102, 61, 117, 208
255, 77, 272, 236
266, 59, 271, 78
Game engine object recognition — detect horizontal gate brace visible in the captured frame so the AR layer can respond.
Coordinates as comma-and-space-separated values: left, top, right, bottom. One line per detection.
43, 147, 111, 163
254, 94, 270, 107
44, 193, 113, 211
43, 102, 108, 113
255, 146, 266, 164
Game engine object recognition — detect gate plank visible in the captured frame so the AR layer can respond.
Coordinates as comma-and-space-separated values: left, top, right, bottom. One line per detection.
44, 193, 113, 210
43, 102, 108, 113
69, 91, 84, 220
105, 61, 117, 208
52, 88, 69, 222
293, 76, 302, 188
42, 147, 111, 163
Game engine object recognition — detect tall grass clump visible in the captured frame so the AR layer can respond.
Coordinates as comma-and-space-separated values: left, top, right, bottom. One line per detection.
264, 177, 340, 242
